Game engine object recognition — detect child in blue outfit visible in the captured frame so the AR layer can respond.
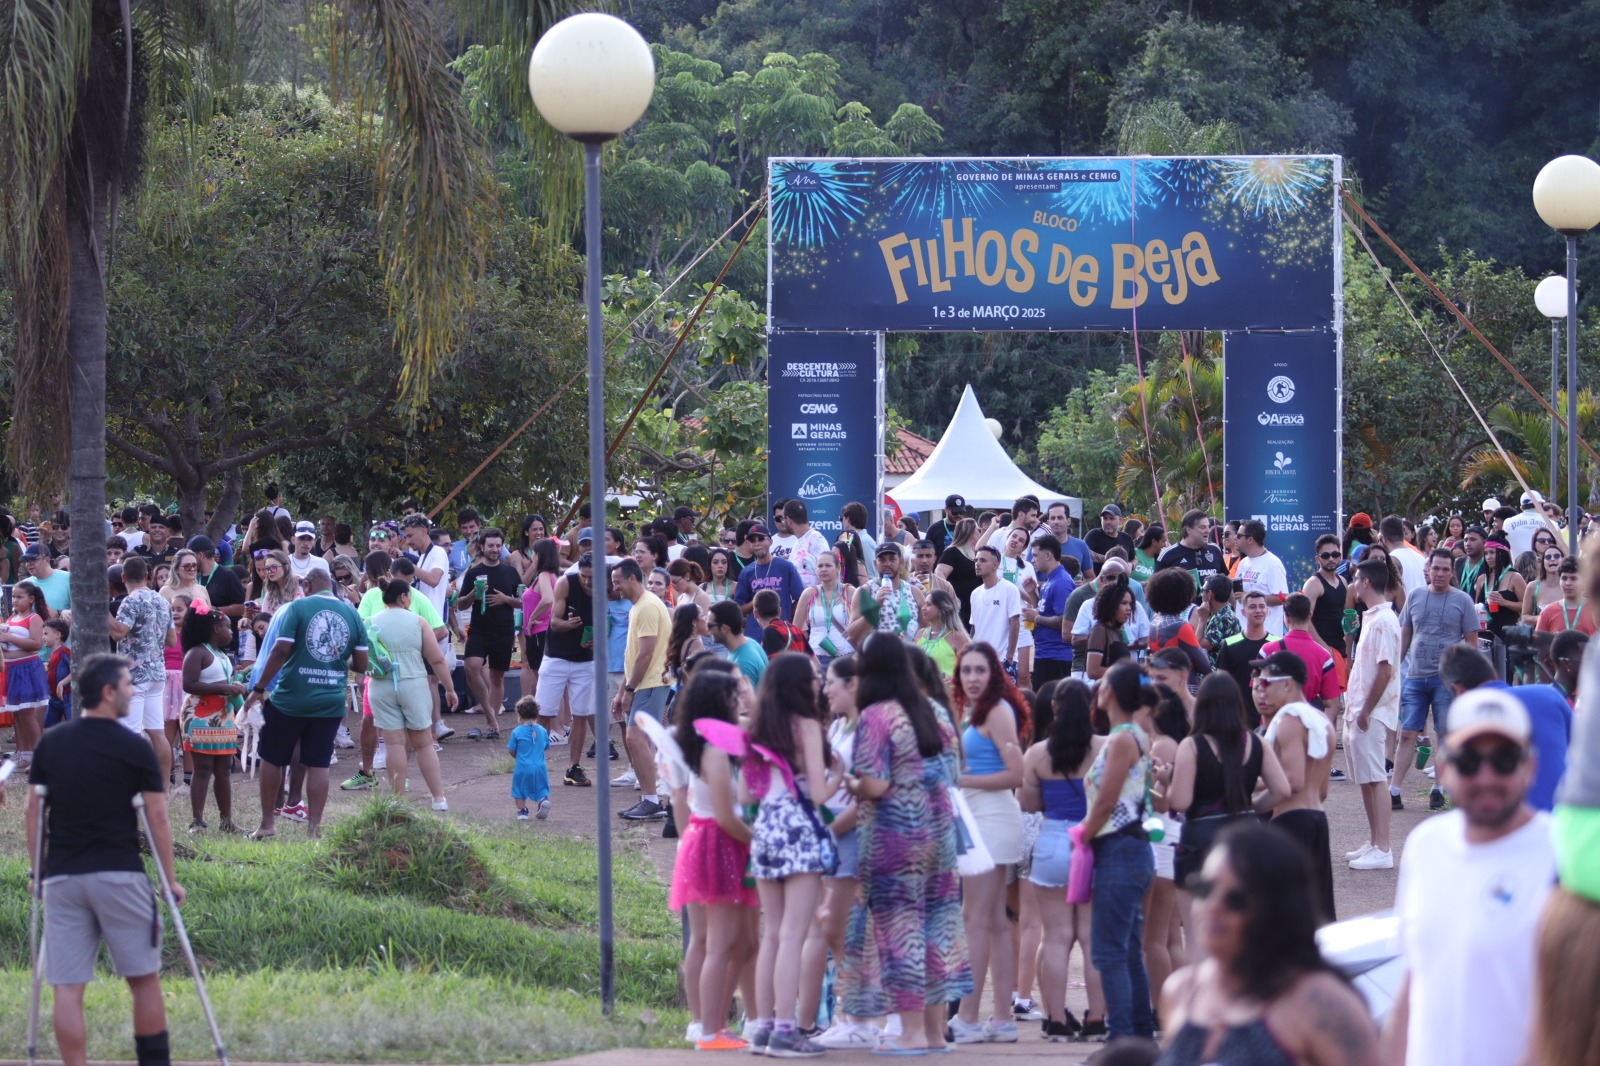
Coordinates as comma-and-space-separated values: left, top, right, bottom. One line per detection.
507, 695, 550, 821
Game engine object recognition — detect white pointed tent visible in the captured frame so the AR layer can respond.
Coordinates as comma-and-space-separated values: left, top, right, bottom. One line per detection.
887, 385, 1081, 517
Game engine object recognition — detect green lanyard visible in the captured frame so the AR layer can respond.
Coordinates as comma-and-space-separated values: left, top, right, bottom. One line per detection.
1562, 600, 1585, 632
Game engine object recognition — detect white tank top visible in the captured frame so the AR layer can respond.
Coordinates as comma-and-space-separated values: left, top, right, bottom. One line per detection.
807, 585, 854, 656
198, 647, 232, 685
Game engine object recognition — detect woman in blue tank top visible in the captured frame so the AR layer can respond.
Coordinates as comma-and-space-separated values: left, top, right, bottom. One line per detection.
1020, 679, 1108, 1041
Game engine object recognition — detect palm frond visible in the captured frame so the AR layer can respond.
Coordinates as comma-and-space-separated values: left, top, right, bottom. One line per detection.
0, 0, 92, 490
344, 0, 500, 409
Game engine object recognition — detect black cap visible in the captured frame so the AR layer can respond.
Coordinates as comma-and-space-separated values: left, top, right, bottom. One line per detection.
673, 506, 697, 521
187, 535, 216, 555
944, 494, 967, 513
1248, 650, 1307, 688
1101, 503, 1123, 518
875, 542, 902, 558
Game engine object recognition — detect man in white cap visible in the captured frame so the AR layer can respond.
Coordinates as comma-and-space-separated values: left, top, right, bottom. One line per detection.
288, 520, 331, 582
1503, 490, 1553, 558
1380, 681, 1555, 1066
1481, 497, 1502, 527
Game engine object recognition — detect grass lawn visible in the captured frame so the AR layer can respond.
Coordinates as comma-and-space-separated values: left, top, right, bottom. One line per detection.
0, 799, 686, 1061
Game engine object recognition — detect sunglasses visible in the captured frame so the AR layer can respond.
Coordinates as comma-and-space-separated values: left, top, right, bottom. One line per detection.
1545, 553, 1564, 563
179, 563, 197, 571
1318, 551, 1342, 560
1535, 536, 1554, 545
1191, 877, 1249, 913
1250, 673, 1294, 686
747, 534, 769, 542
1448, 745, 1524, 777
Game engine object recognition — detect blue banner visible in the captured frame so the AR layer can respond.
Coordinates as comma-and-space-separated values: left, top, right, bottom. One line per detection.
767, 332, 884, 540
769, 156, 1339, 333
1223, 331, 1341, 584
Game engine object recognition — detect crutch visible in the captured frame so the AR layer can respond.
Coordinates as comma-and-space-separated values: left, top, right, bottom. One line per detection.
26, 782, 46, 1066
132, 794, 229, 1066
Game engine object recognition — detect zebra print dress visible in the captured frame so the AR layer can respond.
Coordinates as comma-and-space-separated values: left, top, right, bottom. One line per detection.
840, 699, 973, 1016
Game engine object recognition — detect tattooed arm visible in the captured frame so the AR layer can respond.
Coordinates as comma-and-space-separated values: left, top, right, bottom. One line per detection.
1279, 973, 1381, 1066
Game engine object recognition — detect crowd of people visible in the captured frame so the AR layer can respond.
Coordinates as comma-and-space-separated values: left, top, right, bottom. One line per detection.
10, 483, 1600, 1065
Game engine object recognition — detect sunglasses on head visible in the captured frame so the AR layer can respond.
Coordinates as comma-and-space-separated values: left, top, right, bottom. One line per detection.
1191, 877, 1249, 913
253, 550, 272, 559
1449, 744, 1524, 777
1250, 672, 1294, 686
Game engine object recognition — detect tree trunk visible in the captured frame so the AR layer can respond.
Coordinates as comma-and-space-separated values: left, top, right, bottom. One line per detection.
209, 467, 246, 542
66, 182, 110, 654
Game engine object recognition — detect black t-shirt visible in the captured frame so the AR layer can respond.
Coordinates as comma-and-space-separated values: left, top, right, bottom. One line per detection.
1215, 632, 1273, 727
546, 573, 596, 663
1157, 543, 1227, 592
463, 561, 520, 633
928, 519, 955, 556
29, 716, 163, 877
938, 546, 981, 625
134, 542, 181, 569
1085, 528, 1135, 560
198, 561, 248, 652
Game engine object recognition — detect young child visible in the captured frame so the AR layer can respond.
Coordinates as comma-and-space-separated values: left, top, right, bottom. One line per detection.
42, 618, 71, 727
507, 695, 550, 821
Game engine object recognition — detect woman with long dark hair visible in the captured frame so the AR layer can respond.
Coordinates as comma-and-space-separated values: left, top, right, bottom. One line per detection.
664, 602, 716, 679
1473, 540, 1525, 644
1162, 673, 1289, 946
1155, 823, 1379, 1065
704, 548, 738, 603
2, 580, 51, 766
841, 634, 969, 1053
518, 538, 561, 717
949, 641, 1029, 1043
743, 653, 841, 1058
1086, 582, 1136, 681
511, 514, 548, 580
1020, 679, 1107, 1040
1133, 525, 1167, 584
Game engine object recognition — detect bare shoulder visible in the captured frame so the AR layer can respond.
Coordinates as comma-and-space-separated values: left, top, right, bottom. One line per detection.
1274, 972, 1379, 1065
1158, 963, 1200, 1027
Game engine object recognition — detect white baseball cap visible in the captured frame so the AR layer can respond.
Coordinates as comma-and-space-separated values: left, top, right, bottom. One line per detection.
1446, 689, 1531, 749
1482, 497, 1502, 512
294, 520, 316, 538
1520, 490, 1544, 508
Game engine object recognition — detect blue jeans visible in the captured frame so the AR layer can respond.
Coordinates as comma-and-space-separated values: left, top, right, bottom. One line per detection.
1400, 673, 1451, 733
1090, 830, 1156, 1040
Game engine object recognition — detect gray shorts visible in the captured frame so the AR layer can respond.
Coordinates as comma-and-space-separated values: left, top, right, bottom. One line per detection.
628, 685, 671, 724
43, 870, 162, 986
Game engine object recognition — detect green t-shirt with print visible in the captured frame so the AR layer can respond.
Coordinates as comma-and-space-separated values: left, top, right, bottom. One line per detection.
269, 592, 368, 718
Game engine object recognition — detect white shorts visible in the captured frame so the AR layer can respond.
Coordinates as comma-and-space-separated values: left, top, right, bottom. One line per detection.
535, 658, 595, 718
1344, 715, 1390, 784
121, 677, 166, 733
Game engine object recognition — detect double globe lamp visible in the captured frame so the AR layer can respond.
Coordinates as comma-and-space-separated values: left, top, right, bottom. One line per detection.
527, 13, 656, 1013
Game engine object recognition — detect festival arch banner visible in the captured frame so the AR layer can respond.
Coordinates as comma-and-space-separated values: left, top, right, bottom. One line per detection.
766, 156, 1342, 570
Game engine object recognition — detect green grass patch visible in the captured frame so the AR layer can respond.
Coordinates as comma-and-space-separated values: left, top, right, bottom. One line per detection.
0, 966, 685, 1062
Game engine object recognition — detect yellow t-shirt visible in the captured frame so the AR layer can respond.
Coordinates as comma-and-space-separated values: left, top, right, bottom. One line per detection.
625, 590, 673, 690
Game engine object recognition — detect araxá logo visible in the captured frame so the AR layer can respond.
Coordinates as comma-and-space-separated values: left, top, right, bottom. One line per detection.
1267, 375, 1296, 403
1257, 411, 1305, 426
798, 473, 840, 501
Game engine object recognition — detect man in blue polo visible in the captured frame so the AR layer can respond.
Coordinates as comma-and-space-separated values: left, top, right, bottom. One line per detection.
243, 567, 368, 840
1023, 534, 1076, 686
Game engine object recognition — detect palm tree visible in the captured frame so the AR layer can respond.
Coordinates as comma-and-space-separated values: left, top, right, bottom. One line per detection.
1460, 394, 1600, 509
1, 0, 577, 651
1113, 340, 1224, 523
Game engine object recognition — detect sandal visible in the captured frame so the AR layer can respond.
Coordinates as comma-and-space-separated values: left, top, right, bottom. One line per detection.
218, 820, 240, 834
187, 820, 207, 835
466, 729, 482, 741
247, 829, 276, 842
873, 1042, 930, 1057
484, 730, 501, 740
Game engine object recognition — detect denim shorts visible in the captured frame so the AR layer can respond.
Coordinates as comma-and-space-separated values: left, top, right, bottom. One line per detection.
1028, 818, 1078, 888
832, 828, 859, 878
1400, 673, 1452, 733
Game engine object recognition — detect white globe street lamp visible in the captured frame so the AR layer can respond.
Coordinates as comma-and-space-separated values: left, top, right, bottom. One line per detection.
1533, 155, 1600, 553
528, 13, 655, 1015
1535, 275, 1570, 504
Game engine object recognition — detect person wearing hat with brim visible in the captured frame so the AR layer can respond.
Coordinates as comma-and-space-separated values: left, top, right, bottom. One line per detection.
288, 520, 332, 583
1504, 490, 1559, 558
846, 540, 925, 646
927, 493, 968, 556
1381, 682, 1554, 1066
1084, 504, 1135, 567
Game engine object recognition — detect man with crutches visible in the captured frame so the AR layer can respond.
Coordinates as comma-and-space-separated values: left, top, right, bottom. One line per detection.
25, 653, 184, 1066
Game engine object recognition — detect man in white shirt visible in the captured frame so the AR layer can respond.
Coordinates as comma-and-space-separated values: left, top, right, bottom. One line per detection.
402, 515, 452, 619
1503, 491, 1554, 558
287, 521, 332, 583
969, 546, 1021, 665
1345, 558, 1402, 870
985, 496, 1042, 553
1232, 519, 1289, 633
1380, 514, 1426, 594
780, 499, 831, 590
1381, 684, 1554, 1066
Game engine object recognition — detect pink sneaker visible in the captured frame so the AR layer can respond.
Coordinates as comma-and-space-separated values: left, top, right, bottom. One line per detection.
281, 803, 309, 822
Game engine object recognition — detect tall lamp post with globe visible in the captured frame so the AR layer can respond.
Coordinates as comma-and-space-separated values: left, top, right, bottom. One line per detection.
527, 13, 655, 1014
1532, 155, 1600, 554
1535, 275, 1569, 504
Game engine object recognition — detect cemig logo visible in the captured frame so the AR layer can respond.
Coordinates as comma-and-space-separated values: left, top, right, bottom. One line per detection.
1257, 412, 1305, 426
799, 403, 839, 414
798, 473, 840, 500
1267, 375, 1296, 403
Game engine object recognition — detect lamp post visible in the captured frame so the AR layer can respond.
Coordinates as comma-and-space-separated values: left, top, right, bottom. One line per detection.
1535, 275, 1569, 504
528, 13, 655, 1015
1533, 155, 1600, 554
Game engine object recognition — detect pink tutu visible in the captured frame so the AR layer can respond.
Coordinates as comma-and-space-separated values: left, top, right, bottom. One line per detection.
670, 817, 758, 911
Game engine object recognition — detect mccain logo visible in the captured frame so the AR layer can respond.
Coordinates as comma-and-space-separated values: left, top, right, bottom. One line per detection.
797, 473, 841, 500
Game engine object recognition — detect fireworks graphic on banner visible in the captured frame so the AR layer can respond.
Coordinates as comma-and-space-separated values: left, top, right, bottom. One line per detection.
1145, 157, 1225, 209
770, 160, 872, 248
1220, 157, 1326, 219
879, 160, 1007, 225
1035, 160, 1168, 224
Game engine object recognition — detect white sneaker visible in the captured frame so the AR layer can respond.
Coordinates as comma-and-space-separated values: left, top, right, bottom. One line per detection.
1011, 996, 1043, 1021
431, 798, 448, 811
548, 729, 568, 745
435, 720, 456, 740
334, 725, 355, 749
1345, 842, 1374, 860
882, 1015, 902, 1038
816, 1022, 879, 1049
948, 1018, 987, 1045
1350, 848, 1394, 870
983, 1020, 1018, 1043
1424, 765, 1436, 779
611, 769, 638, 788
372, 742, 387, 771
684, 1022, 704, 1045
